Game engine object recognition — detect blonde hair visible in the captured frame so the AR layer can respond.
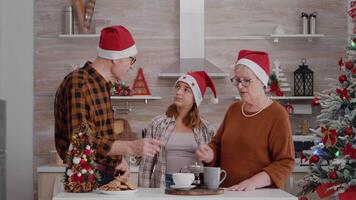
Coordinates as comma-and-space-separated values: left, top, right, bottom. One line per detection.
165, 103, 204, 128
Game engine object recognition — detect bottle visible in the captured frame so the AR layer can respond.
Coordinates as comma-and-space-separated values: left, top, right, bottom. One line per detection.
301, 12, 308, 34
309, 12, 317, 34
65, 6, 73, 35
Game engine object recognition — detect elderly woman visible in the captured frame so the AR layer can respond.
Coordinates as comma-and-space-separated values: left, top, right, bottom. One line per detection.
196, 50, 295, 191
139, 71, 217, 188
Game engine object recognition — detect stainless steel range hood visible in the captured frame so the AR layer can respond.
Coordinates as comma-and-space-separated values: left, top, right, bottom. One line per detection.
158, 0, 229, 78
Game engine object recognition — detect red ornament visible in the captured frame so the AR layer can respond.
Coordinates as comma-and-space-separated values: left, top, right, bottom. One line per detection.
352, 68, 356, 75
342, 143, 352, 156
344, 127, 353, 136
299, 197, 308, 200
309, 155, 320, 164
350, 148, 356, 159
89, 174, 95, 183
339, 75, 347, 83
345, 61, 354, 70
284, 103, 294, 114
84, 149, 92, 155
328, 171, 338, 179
311, 97, 320, 106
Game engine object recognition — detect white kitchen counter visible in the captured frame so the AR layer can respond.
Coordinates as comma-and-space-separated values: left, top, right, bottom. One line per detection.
37, 165, 309, 173
52, 177, 297, 200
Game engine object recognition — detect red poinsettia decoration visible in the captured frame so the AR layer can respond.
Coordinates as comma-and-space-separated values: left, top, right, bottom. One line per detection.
321, 127, 337, 147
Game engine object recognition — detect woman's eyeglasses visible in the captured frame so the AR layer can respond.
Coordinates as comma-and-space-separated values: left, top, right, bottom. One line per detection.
230, 77, 255, 87
129, 56, 136, 65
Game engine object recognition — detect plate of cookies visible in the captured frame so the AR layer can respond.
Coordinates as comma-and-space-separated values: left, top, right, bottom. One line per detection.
99, 176, 137, 195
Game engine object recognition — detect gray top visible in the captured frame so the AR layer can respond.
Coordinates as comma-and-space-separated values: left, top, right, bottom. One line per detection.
166, 132, 198, 174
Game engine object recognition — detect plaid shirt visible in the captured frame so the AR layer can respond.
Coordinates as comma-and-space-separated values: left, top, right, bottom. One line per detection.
138, 114, 216, 188
54, 61, 121, 168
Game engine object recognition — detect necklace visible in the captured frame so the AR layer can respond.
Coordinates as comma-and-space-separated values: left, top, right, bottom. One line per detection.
241, 97, 270, 118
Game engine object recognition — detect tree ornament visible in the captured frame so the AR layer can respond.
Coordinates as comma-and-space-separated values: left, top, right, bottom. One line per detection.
345, 61, 354, 70
339, 75, 348, 83
344, 127, 353, 136
309, 155, 320, 164
311, 97, 320, 106
338, 57, 344, 70
328, 171, 338, 179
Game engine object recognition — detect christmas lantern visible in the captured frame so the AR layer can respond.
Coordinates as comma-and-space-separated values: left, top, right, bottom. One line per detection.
294, 58, 314, 96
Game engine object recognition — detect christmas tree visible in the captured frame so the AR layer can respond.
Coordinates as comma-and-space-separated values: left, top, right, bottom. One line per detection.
297, 57, 356, 200
63, 123, 101, 192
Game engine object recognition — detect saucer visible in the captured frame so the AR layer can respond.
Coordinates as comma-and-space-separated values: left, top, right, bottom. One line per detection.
170, 185, 196, 190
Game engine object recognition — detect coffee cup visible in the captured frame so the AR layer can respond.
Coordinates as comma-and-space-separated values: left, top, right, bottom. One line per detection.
172, 173, 194, 187
204, 167, 227, 189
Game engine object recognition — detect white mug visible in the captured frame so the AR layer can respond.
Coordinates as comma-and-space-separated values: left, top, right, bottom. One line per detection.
204, 167, 227, 190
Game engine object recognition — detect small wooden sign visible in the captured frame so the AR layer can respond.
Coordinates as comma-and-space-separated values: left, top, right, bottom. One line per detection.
132, 68, 151, 95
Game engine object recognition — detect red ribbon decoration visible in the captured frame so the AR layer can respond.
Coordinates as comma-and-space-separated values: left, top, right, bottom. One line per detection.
322, 127, 337, 147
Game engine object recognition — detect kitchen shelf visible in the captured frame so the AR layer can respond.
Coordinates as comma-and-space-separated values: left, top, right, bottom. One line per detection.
58, 34, 177, 40
270, 34, 324, 43
110, 95, 162, 104
234, 96, 314, 100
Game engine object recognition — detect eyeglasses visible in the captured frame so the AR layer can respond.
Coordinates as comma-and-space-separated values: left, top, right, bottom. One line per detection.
129, 56, 136, 65
230, 77, 256, 87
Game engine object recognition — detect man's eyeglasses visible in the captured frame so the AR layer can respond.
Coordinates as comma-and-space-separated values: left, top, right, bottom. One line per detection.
230, 77, 255, 87
129, 56, 136, 65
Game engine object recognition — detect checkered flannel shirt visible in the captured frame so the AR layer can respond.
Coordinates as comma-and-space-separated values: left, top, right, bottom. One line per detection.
138, 114, 216, 188
54, 61, 121, 167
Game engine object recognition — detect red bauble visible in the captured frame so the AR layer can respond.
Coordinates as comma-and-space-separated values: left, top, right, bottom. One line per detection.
350, 148, 356, 159
299, 197, 308, 200
309, 155, 320, 164
339, 75, 347, 83
345, 127, 353, 136
270, 83, 278, 92
89, 174, 95, 183
353, 68, 356, 75
328, 171, 338, 179
345, 61, 354, 70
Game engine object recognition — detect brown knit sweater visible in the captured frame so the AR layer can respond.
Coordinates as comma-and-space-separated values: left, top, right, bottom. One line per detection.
208, 101, 295, 188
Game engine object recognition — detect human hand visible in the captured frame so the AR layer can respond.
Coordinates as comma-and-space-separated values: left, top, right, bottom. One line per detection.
228, 179, 257, 191
195, 144, 214, 163
114, 159, 130, 181
129, 138, 161, 157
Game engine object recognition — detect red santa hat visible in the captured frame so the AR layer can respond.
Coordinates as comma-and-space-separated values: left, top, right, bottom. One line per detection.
97, 25, 137, 60
235, 50, 270, 86
176, 71, 218, 106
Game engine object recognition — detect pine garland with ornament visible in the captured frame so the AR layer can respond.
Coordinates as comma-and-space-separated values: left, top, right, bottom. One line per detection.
63, 123, 101, 192
297, 57, 356, 200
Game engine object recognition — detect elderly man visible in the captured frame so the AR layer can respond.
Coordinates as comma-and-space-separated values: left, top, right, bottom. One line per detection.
54, 25, 161, 185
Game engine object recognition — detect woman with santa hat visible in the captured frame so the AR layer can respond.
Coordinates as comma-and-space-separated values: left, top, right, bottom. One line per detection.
138, 71, 218, 188
196, 50, 295, 191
